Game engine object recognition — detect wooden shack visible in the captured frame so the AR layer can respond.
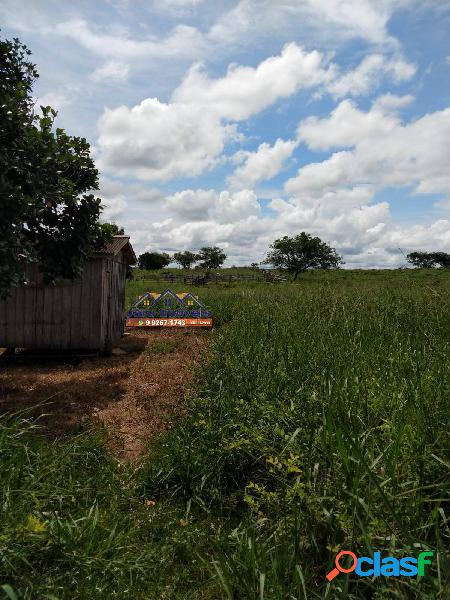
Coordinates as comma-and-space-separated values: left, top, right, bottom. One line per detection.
0, 236, 136, 352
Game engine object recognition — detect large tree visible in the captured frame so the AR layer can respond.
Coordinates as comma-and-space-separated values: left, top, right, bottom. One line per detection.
264, 232, 343, 280
407, 251, 450, 269
173, 250, 197, 269
0, 35, 106, 297
138, 252, 171, 270
101, 223, 125, 237
196, 246, 227, 269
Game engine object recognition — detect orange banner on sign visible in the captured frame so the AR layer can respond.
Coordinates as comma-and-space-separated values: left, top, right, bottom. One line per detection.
126, 317, 213, 328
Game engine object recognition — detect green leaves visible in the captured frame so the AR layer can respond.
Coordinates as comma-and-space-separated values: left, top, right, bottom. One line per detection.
1, 585, 18, 600
138, 251, 172, 270
0, 35, 106, 297
407, 251, 450, 269
173, 250, 197, 269
265, 232, 344, 279
196, 246, 227, 269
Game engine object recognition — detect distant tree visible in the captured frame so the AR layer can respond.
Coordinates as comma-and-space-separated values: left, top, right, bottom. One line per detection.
138, 251, 171, 270
432, 252, 450, 268
407, 251, 450, 268
0, 35, 106, 298
101, 223, 125, 238
173, 250, 197, 269
264, 232, 343, 280
250, 262, 259, 269
407, 252, 436, 268
196, 246, 227, 269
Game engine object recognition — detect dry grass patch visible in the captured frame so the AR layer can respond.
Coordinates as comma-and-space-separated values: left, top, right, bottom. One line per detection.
0, 330, 211, 460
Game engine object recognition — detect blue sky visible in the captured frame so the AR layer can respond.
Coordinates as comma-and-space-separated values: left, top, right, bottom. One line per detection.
2, 0, 450, 266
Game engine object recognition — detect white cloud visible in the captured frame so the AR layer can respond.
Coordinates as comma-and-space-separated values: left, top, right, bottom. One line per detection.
3, 0, 450, 269
289, 100, 450, 200
173, 43, 331, 120
35, 92, 71, 112
208, 0, 400, 47
166, 188, 261, 223
98, 44, 330, 181
99, 177, 168, 222
157, 0, 204, 6
96, 40, 420, 182
297, 99, 400, 150
97, 98, 238, 181
165, 188, 215, 220
228, 138, 298, 189
54, 19, 206, 61
124, 186, 393, 267
115, 178, 450, 268
90, 60, 129, 83
100, 183, 128, 219
372, 93, 414, 112
383, 219, 450, 256
324, 54, 415, 98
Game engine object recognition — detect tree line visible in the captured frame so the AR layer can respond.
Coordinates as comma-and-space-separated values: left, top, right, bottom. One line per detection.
406, 252, 450, 269
138, 247, 227, 270
138, 233, 344, 280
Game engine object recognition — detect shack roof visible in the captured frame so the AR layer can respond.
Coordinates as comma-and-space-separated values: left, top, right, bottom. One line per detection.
95, 235, 137, 265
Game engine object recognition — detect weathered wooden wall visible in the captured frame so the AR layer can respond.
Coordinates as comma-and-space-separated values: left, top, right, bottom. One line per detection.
0, 242, 131, 351
0, 260, 104, 350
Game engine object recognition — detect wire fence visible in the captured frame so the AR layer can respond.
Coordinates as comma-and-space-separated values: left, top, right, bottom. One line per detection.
132, 272, 287, 284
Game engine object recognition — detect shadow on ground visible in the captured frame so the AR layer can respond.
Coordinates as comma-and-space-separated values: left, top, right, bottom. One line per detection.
0, 335, 148, 438
0, 330, 210, 460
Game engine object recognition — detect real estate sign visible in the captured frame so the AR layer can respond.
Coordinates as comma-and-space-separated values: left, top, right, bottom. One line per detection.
126, 289, 213, 328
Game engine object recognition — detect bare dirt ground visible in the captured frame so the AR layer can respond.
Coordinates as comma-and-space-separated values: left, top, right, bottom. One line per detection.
0, 330, 210, 460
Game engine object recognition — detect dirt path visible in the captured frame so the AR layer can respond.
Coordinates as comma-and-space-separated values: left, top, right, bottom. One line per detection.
96, 331, 209, 460
0, 330, 210, 460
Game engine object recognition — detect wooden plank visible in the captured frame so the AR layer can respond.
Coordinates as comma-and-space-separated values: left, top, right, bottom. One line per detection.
59, 282, 73, 348
98, 261, 106, 349
34, 282, 46, 349
78, 262, 92, 348
49, 286, 62, 349
0, 301, 5, 343
114, 260, 123, 342
98, 261, 108, 349
58, 285, 71, 348
0, 291, 9, 345
70, 277, 83, 349
2, 291, 16, 347
42, 284, 54, 348
13, 285, 24, 347
96, 261, 104, 348
87, 259, 103, 349
0, 254, 137, 351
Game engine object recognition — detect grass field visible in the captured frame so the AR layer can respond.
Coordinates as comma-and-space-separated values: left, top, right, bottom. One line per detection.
1, 269, 449, 598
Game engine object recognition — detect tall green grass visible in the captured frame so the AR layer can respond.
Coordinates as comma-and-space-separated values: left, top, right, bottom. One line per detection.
0, 416, 220, 599
2, 271, 449, 598
144, 273, 450, 598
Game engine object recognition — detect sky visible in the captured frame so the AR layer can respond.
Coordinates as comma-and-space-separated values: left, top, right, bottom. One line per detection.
2, 0, 450, 268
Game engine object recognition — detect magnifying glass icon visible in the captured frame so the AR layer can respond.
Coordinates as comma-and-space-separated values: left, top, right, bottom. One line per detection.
326, 550, 358, 581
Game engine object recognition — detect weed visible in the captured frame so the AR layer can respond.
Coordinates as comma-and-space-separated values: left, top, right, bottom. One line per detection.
145, 340, 177, 355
